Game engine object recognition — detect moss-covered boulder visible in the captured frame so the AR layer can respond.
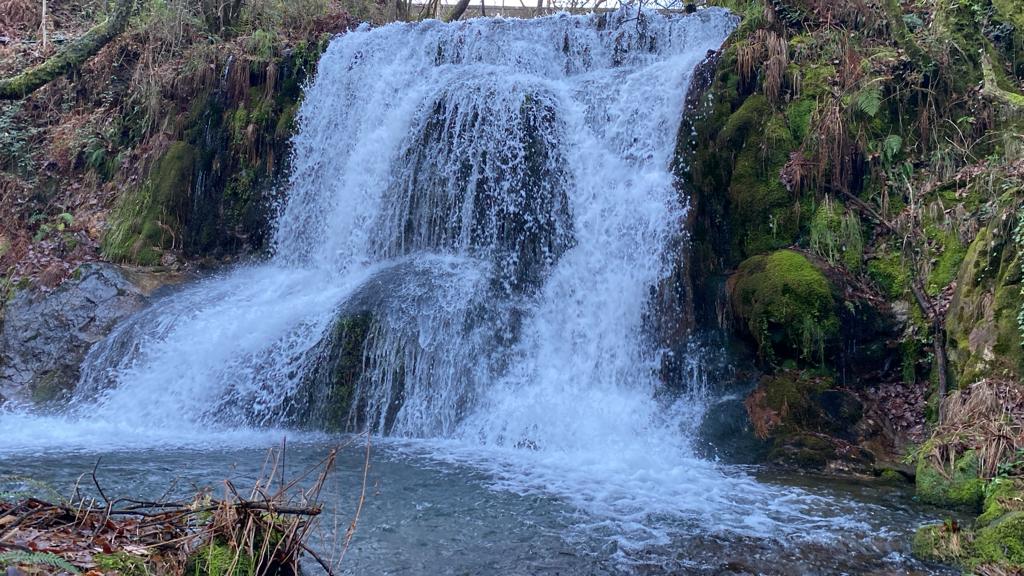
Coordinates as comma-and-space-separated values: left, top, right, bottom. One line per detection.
946, 204, 1024, 385
979, 478, 1024, 526
744, 369, 871, 469
915, 448, 985, 509
726, 99, 801, 258
729, 250, 839, 363
972, 511, 1024, 568
912, 523, 971, 565
292, 310, 374, 431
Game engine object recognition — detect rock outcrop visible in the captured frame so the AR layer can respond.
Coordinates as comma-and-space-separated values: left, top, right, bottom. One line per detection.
0, 264, 180, 406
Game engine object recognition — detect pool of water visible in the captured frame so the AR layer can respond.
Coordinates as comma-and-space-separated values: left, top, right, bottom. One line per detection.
0, 436, 956, 575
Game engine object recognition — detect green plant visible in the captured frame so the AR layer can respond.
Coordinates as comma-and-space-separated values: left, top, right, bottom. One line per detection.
30, 212, 74, 242
852, 84, 883, 118
95, 552, 149, 576
810, 196, 863, 270
0, 551, 80, 574
997, 449, 1024, 477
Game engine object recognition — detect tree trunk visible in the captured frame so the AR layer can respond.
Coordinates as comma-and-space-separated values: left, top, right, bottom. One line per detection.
0, 0, 133, 100
41, 0, 48, 51
445, 0, 473, 22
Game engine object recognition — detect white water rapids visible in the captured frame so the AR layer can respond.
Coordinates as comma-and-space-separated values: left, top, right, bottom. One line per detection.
0, 8, 929, 569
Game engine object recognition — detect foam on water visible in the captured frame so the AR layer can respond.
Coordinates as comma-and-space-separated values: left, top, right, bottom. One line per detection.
0, 7, 918, 566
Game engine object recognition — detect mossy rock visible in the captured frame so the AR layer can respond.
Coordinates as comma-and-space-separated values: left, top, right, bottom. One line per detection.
971, 511, 1024, 568
766, 431, 838, 468
915, 448, 985, 509
29, 366, 77, 405
727, 107, 800, 258
294, 311, 374, 431
729, 250, 839, 364
978, 478, 1024, 527
102, 141, 196, 265
867, 249, 910, 299
912, 523, 971, 565
946, 208, 1024, 385
745, 369, 871, 469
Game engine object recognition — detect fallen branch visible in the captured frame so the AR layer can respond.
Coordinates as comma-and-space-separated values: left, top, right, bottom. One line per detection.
0, 0, 134, 100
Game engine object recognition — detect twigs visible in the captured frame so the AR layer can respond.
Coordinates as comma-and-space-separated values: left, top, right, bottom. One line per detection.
339, 434, 371, 566
0, 446, 343, 575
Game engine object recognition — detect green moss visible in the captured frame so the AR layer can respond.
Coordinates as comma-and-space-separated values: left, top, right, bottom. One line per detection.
785, 98, 816, 143
927, 231, 966, 296
94, 552, 149, 576
187, 541, 254, 576
912, 523, 970, 564
809, 199, 863, 270
102, 141, 196, 265
317, 312, 373, 430
879, 469, 908, 483
979, 479, 1024, 526
731, 250, 839, 363
916, 448, 985, 509
946, 212, 1024, 384
767, 432, 836, 468
720, 94, 772, 149
972, 511, 1024, 567
868, 250, 910, 299
800, 65, 837, 99
760, 370, 832, 424
728, 112, 800, 257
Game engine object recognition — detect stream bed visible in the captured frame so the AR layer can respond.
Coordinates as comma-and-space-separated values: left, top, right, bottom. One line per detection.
0, 436, 957, 575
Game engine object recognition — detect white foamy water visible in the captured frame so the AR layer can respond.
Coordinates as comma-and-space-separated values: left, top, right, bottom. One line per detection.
0, 8, 920, 566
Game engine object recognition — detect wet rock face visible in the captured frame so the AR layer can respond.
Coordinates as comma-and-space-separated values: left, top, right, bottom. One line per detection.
0, 264, 152, 406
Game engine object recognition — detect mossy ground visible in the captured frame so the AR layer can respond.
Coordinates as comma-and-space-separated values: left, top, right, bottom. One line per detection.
915, 448, 986, 510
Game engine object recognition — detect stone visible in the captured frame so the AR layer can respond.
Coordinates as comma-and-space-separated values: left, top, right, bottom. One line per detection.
0, 264, 178, 406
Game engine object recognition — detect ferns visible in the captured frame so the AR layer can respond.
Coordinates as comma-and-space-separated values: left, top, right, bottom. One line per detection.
854, 85, 883, 118
882, 134, 903, 165
0, 551, 80, 574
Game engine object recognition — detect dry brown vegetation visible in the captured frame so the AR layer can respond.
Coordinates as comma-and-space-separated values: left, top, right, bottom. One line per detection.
0, 0, 356, 286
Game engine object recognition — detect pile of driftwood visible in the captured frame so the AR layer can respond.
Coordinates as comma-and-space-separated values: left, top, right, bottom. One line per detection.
0, 447, 352, 575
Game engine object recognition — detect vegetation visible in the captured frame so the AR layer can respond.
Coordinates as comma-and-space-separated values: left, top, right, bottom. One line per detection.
676, 6, 1024, 551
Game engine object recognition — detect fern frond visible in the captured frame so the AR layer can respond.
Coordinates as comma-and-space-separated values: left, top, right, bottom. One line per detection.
855, 86, 883, 118
0, 551, 80, 574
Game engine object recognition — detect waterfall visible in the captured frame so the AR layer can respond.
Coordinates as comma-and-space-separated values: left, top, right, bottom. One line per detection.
63, 7, 739, 443
2, 10, 912, 563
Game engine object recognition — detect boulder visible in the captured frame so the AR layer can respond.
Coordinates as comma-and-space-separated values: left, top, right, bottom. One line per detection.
728, 249, 839, 364
0, 264, 177, 406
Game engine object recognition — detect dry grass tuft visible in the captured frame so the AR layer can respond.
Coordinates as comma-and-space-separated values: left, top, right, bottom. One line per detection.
926, 379, 1024, 479
0, 0, 41, 37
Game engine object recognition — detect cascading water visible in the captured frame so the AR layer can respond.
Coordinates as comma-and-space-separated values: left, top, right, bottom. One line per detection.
64, 7, 740, 443
0, 9, 947, 573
